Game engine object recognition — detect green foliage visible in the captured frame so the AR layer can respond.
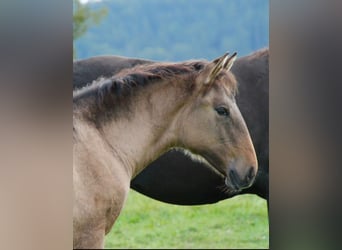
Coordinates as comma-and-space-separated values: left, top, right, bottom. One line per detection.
73, 0, 108, 58
105, 190, 269, 248
74, 0, 269, 60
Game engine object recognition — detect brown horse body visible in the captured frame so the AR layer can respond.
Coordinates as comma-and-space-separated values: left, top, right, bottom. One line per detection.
73, 48, 269, 205
73, 54, 258, 248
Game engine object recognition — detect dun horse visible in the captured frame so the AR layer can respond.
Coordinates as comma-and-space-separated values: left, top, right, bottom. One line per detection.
73, 48, 269, 205
73, 53, 258, 248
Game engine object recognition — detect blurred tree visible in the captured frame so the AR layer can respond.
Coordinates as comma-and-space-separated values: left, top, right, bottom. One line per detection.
73, 0, 108, 58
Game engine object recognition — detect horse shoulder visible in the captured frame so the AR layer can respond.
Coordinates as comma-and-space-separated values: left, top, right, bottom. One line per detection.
73, 119, 131, 236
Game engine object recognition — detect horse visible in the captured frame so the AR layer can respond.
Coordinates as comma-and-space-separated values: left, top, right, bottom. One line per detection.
73, 53, 258, 249
73, 48, 269, 205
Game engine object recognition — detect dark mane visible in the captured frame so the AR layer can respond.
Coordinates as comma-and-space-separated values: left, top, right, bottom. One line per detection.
74, 61, 205, 99
73, 61, 206, 122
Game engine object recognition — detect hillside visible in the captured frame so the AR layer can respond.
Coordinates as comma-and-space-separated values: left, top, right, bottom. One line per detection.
75, 0, 269, 61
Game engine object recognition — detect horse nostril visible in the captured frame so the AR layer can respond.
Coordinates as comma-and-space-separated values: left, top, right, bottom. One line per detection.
228, 167, 255, 190
228, 169, 241, 189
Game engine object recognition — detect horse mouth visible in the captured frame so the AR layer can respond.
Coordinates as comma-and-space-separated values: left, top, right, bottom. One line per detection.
224, 176, 242, 192
206, 160, 244, 192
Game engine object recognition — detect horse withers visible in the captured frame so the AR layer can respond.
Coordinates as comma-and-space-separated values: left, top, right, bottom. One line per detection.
73, 53, 258, 248
73, 48, 269, 204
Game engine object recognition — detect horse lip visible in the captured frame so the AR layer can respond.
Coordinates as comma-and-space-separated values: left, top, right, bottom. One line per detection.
225, 176, 241, 192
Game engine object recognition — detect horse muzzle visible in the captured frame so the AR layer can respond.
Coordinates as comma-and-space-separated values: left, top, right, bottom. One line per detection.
224, 166, 256, 191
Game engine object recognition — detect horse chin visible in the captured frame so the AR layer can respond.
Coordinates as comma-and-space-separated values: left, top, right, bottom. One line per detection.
224, 177, 242, 192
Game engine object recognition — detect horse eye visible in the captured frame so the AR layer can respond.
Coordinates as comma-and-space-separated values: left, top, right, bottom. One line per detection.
215, 107, 230, 117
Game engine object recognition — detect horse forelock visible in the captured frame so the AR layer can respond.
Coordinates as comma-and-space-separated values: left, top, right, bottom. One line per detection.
219, 71, 239, 96
202, 70, 238, 98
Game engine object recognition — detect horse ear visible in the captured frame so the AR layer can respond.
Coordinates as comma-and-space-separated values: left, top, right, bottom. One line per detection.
223, 52, 237, 72
203, 52, 229, 85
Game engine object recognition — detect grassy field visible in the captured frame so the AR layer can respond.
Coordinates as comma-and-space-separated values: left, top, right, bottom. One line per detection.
105, 190, 269, 249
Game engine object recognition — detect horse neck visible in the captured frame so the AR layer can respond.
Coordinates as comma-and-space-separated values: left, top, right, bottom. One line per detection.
100, 81, 189, 179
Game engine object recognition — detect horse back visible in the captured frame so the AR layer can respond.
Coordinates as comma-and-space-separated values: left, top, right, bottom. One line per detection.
73, 55, 154, 90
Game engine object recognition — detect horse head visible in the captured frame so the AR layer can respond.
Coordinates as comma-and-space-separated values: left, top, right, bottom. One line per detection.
177, 53, 258, 191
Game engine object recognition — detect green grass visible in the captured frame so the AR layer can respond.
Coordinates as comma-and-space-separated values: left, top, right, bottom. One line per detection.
105, 190, 269, 249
